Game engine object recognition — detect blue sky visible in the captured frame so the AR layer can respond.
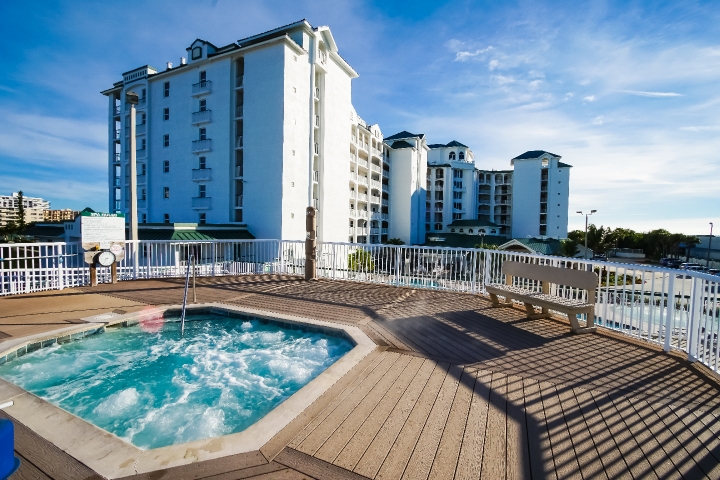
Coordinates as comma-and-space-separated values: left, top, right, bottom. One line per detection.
1, 0, 718, 234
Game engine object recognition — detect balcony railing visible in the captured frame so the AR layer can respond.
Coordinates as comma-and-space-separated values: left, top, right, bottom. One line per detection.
314, 87, 319, 98
113, 106, 121, 116
382, 199, 388, 206
192, 168, 212, 181
371, 164, 381, 174
358, 177, 368, 186
371, 180, 382, 189
357, 193, 368, 202
114, 129, 121, 140
370, 196, 380, 204
136, 147, 147, 158
357, 158, 369, 169
357, 210, 368, 219
235, 195, 243, 207
236, 75, 244, 88
235, 165, 243, 177
135, 123, 146, 135
382, 183, 389, 192
381, 228, 388, 234
192, 80, 212, 96
192, 139, 212, 153
192, 109, 212, 125
350, 155, 357, 164
313, 198, 319, 209
370, 228, 380, 235
235, 136, 243, 149
114, 153, 120, 163
313, 170, 319, 182
235, 105, 243, 119
136, 174, 146, 185
314, 115, 320, 127
191, 196, 211, 209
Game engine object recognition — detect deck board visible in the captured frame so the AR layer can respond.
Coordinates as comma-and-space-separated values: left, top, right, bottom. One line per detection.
2, 275, 720, 479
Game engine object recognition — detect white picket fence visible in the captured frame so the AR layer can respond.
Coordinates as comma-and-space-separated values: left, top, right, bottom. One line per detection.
1, 239, 719, 374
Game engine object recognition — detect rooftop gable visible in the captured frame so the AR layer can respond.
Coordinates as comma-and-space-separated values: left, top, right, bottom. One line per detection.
385, 131, 424, 141
512, 150, 561, 161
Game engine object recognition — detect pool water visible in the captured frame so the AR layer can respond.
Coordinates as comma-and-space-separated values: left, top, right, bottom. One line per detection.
0, 313, 353, 449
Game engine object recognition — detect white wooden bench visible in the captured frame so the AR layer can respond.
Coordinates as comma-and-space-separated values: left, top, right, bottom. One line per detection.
486, 261, 598, 334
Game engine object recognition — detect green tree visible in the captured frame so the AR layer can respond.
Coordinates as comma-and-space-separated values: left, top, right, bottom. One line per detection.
559, 239, 578, 257
16, 191, 25, 230
348, 248, 374, 272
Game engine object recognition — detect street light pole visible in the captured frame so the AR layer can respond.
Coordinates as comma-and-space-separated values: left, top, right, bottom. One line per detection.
576, 210, 597, 259
707, 222, 714, 269
126, 92, 139, 279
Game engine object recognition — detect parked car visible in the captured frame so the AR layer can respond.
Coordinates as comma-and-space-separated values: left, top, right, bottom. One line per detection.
660, 257, 670, 266
708, 269, 720, 276
679, 263, 703, 270
666, 258, 683, 268
592, 253, 607, 261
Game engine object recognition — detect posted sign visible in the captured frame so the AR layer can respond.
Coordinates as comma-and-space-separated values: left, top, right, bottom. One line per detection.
81, 212, 126, 258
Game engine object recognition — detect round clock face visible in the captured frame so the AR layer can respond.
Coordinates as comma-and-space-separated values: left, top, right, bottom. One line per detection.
97, 251, 116, 267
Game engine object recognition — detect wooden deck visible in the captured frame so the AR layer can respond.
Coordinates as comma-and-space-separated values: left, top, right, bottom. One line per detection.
3, 275, 720, 479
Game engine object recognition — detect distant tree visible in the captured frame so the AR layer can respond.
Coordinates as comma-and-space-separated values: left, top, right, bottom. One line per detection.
348, 248, 374, 272
474, 243, 498, 250
16, 191, 25, 230
559, 239, 578, 257
386, 238, 405, 245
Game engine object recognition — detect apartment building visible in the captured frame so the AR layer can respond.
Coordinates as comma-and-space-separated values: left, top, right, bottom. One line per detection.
102, 21, 570, 246
0, 193, 49, 227
43, 209, 80, 222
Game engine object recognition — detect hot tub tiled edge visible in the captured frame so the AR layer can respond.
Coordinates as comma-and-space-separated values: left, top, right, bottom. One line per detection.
0, 303, 378, 478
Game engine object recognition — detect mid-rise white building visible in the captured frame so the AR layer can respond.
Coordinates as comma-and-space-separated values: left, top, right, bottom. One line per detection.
0, 193, 50, 227
103, 21, 570, 246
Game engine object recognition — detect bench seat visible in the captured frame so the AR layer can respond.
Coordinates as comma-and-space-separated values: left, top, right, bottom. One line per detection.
486, 284, 594, 311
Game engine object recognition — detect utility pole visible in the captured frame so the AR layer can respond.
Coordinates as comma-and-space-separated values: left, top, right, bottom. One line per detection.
577, 210, 597, 259
707, 222, 714, 269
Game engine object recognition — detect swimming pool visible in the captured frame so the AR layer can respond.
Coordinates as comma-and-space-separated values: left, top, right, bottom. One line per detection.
0, 312, 354, 449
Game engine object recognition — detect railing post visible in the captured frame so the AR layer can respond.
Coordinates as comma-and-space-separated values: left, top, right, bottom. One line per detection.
687, 277, 703, 362
395, 247, 401, 285
211, 242, 217, 277
470, 250, 477, 294
663, 273, 675, 352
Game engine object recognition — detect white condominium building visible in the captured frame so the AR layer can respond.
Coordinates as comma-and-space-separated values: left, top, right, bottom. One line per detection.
0, 193, 50, 227
102, 21, 571, 245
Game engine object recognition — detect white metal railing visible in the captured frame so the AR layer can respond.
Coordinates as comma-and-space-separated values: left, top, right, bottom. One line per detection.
192, 139, 212, 153
192, 80, 212, 95
2, 240, 719, 375
235, 136, 243, 148
236, 75, 244, 88
191, 110, 212, 124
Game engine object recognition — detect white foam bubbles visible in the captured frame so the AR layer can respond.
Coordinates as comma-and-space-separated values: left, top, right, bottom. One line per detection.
93, 387, 140, 417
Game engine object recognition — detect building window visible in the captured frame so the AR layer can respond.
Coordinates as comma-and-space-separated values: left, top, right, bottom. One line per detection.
453, 192, 463, 200
141, 213, 147, 223
163, 134, 169, 147
199, 156, 206, 169
454, 181, 463, 189
436, 170, 443, 179
140, 138, 146, 150
199, 213, 206, 224
192, 47, 202, 60
453, 169, 463, 178
435, 223, 442, 230
199, 99, 206, 111
449, 152, 456, 160
459, 152, 465, 160
163, 108, 169, 120
453, 213, 462, 220
139, 163, 146, 175
164, 213, 170, 223
199, 128, 207, 140
163, 160, 170, 173
454, 202, 462, 210
141, 189, 146, 200
163, 82, 170, 97
199, 70, 206, 83
163, 187, 170, 199
199, 185, 206, 198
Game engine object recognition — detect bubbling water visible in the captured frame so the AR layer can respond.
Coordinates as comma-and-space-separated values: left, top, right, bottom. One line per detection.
0, 314, 353, 449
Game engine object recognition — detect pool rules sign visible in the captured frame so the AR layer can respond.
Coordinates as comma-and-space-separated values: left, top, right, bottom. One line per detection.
81, 212, 125, 285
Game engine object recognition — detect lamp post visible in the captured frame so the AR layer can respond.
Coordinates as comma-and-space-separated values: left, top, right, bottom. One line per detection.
576, 210, 597, 259
480, 230, 485, 248
707, 222, 714, 269
125, 92, 139, 279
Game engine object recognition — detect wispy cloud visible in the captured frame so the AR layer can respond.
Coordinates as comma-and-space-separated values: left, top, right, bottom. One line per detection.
583, 95, 596, 102
680, 125, 720, 131
454, 46, 493, 62
623, 90, 683, 97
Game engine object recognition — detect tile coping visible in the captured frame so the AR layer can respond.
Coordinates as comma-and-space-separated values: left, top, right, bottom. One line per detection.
0, 303, 378, 478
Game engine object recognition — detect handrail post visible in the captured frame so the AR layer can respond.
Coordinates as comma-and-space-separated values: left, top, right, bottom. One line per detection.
663, 273, 675, 352
687, 277, 703, 362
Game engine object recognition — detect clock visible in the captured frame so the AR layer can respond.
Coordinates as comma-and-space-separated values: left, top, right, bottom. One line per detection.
96, 251, 116, 267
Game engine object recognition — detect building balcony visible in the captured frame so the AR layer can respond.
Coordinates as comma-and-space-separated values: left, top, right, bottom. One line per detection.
136, 147, 147, 159
191, 196, 211, 209
113, 106, 121, 116
236, 75, 244, 89
370, 228, 380, 235
357, 210, 368, 219
356, 227, 368, 235
114, 153, 120, 163
349, 208, 356, 217
371, 180, 382, 189
350, 155, 357, 164
357, 158, 369, 169
381, 228, 388, 234
114, 129, 121, 141
381, 199, 388, 206
350, 173, 358, 183
192, 139, 212, 153
382, 183, 389, 193
235, 105, 243, 119
235, 195, 243, 207
192, 109, 212, 125
192, 80, 212, 96
136, 174, 146, 185
357, 193, 368, 202
192, 168, 212, 181
381, 213, 389, 221
313, 170, 319, 182
370, 195, 381, 204
314, 87, 319, 99
313, 198, 319, 209
314, 115, 320, 128
235, 165, 243, 178
235, 136, 243, 149
371, 164, 381, 174
357, 177, 368, 186
136, 123, 146, 135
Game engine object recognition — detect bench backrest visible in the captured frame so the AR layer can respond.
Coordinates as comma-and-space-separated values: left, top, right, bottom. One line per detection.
501, 261, 598, 290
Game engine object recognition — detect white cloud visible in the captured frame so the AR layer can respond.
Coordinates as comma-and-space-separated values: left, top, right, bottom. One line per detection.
488, 59, 499, 71
592, 116, 604, 125
454, 46, 493, 62
583, 95, 596, 102
680, 125, 720, 131
623, 90, 683, 97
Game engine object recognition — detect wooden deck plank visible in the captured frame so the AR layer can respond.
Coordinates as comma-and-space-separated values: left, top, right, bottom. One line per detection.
242, 468, 310, 480
480, 372, 507, 480
262, 348, 385, 460
505, 374, 531, 480
333, 356, 426, 471
605, 395, 660, 480
454, 370, 491, 480
427, 367, 475, 480
10, 455, 52, 480
539, 381, 581, 479
554, 384, 607, 480
200, 462, 288, 480
118, 450, 269, 480
296, 352, 401, 456
374, 362, 450, 480
353, 359, 438, 479
314, 354, 414, 463
401, 365, 463, 480
275, 447, 369, 480
288, 351, 389, 450
659, 402, 720, 478
521, 377, 555, 480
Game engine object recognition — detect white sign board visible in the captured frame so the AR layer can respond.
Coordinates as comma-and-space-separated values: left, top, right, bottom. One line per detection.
81, 212, 125, 250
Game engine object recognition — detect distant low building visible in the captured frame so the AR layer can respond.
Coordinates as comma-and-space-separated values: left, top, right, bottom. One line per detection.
0, 192, 50, 227
43, 209, 80, 222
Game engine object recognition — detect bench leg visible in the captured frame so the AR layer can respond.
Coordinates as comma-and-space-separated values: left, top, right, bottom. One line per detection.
570, 312, 597, 334
489, 293, 513, 308
525, 302, 550, 320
